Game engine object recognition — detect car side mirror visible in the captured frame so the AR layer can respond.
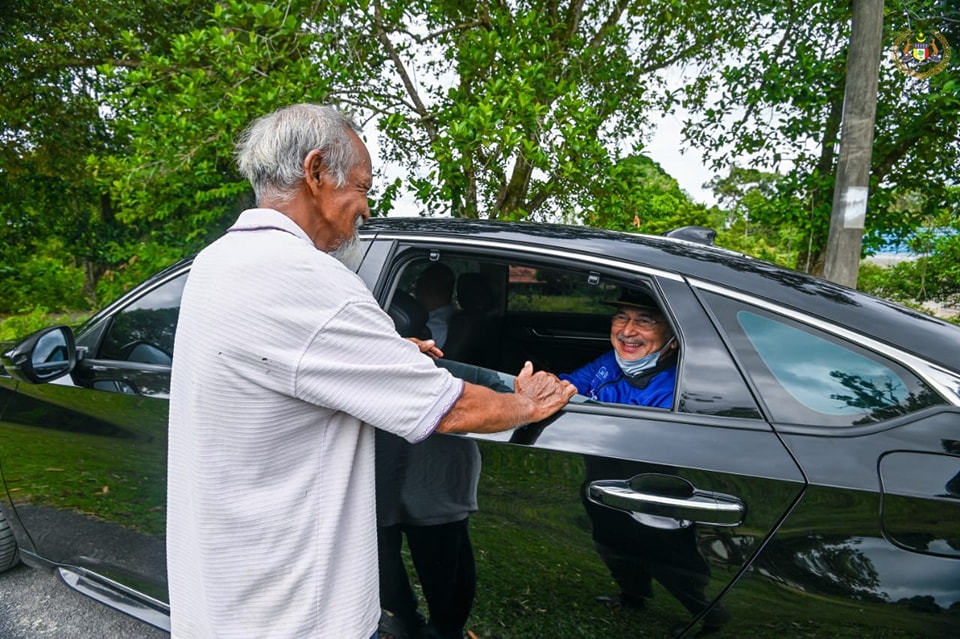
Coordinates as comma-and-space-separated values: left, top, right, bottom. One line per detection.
1, 325, 77, 384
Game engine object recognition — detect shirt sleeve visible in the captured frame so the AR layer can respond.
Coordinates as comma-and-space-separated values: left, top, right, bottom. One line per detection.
559, 355, 605, 395
294, 299, 464, 443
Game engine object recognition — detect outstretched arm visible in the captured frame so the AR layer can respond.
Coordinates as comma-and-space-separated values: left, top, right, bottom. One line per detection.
435, 361, 576, 434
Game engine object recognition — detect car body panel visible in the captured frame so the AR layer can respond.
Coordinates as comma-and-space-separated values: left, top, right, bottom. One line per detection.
0, 217, 958, 637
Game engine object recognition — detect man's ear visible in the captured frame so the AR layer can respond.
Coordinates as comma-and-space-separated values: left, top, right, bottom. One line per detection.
304, 149, 326, 188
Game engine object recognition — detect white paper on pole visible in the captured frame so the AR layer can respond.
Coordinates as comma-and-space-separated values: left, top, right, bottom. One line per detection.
841, 186, 868, 229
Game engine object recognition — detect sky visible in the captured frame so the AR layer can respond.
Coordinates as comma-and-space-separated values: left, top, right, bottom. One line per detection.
645, 110, 717, 206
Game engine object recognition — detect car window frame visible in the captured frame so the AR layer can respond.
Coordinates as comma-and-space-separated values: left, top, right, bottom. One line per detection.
699, 287, 946, 429
374, 239, 764, 423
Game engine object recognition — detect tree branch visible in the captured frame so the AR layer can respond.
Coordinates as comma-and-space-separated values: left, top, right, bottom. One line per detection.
372, 0, 437, 143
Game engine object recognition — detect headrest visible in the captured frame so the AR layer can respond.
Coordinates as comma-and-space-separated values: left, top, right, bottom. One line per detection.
456, 273, 495, 311
387, 291, 430, 339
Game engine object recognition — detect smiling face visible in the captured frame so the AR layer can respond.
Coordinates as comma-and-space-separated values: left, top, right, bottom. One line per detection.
609, 305, 673, 361
297, 128, 373, 255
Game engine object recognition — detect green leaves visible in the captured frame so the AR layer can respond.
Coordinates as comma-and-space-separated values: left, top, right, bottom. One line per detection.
681, 0, 960, 273
5, 0, 957, 318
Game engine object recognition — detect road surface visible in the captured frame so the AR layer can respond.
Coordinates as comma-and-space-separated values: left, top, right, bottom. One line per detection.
0, 562, 168, 639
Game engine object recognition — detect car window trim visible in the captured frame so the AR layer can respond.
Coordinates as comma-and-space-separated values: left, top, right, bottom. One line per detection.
365, 233, 685, 282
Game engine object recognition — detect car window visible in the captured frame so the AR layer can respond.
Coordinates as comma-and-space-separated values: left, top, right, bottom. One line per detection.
506, 265, 619, 314
703, 291, 944, 427
389, 252, 675, 410
96, 272, 188, 364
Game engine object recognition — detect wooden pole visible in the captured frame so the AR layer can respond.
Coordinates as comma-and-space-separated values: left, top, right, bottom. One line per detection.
823, 0, 885, 288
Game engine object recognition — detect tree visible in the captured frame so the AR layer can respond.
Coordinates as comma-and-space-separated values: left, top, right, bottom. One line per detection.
585, 155, 711, 234
706, 168, 808, 268
97, 0, 754, 228
683, 0, 960, 276
0, 0, 213, 306
858, 199, 960, 312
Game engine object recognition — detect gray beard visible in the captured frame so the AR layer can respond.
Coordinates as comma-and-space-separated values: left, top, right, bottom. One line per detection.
330, 233, 363, 271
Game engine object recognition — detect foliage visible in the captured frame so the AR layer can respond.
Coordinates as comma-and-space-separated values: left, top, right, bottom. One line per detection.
95, 1, 334, 243
2, 0, 959, 316
858, 224, 960, 310
682, 0, 960, 275
585, 155, 711, 234
93, 0, 759, 223
706, 167, 811, 269
0, 0, 216, 303
0, 309, 90, 342
0, 255, 88, 316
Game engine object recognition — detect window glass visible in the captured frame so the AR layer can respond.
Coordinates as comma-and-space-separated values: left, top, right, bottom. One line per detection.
389, 250, 677, 410
738, 311, 911, 416
97, 273, 188, 364
507, 266, 619, 313
704, 291, 944, 427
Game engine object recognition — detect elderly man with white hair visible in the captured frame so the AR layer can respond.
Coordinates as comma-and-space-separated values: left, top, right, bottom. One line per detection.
166, 103, 575, 639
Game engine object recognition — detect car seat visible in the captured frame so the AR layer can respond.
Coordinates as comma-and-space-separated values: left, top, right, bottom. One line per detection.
443, 273, 499, 367
387, 290, 431, 340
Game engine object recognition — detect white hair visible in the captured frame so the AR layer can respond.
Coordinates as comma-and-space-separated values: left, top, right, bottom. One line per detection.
235, 104, 362, 204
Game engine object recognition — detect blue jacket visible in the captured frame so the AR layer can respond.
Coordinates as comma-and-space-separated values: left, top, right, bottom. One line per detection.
560, 350, 676, 409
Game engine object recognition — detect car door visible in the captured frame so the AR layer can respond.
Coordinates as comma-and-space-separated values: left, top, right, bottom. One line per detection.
0, 241, 382, 626
697, 286, 960, 638
0, 265, 188, 618
371, 237, 805, 638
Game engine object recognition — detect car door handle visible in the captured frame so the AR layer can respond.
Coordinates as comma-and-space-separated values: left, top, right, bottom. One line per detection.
587, 473, 746, 528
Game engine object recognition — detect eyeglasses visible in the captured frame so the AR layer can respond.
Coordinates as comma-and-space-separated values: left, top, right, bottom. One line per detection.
611, 313, 660, 329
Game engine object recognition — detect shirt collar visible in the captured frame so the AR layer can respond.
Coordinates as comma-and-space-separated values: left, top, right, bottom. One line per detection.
227, 208, 313, 246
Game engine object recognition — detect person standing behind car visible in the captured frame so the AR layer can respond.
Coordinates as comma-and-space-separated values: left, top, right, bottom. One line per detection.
378, 265, 487, 639
166, 103, 576, 639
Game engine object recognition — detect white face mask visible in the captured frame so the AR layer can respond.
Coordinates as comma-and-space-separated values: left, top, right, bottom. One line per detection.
615, 337, 676, 378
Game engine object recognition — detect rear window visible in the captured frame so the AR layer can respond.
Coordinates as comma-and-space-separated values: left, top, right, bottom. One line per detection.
704, 291, 944, 427
507, 266, 619, 314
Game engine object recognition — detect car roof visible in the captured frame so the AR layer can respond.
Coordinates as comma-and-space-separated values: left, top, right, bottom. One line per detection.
360, 217, 960, 372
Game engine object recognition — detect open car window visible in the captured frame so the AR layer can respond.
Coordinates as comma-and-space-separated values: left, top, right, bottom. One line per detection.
439, 358, 593, 405
388, 253, 670, 411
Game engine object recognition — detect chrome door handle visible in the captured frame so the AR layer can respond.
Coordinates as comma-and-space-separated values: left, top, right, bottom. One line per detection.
587, 474, 746, 528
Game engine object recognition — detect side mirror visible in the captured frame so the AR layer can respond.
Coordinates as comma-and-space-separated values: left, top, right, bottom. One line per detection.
1, 326, 77, 383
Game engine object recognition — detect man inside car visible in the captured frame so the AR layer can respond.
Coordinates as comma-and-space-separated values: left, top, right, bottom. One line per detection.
560, 289, 678, 407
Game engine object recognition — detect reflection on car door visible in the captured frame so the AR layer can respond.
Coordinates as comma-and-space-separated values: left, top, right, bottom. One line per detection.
463, 399, 802, 637
371, 239, 804, 637
0, 270, 188, 608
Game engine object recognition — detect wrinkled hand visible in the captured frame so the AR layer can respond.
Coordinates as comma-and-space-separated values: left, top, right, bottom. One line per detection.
407, 337, 443, 359
513, 361, 577, 423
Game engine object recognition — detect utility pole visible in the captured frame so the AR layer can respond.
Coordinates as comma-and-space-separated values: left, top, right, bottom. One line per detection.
823, 0, 884, 288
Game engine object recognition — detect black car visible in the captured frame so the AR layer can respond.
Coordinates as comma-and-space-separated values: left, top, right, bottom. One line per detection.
2, 218, 959, 638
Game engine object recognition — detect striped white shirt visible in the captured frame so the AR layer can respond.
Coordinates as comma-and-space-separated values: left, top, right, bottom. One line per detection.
167, 209, 463, 638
